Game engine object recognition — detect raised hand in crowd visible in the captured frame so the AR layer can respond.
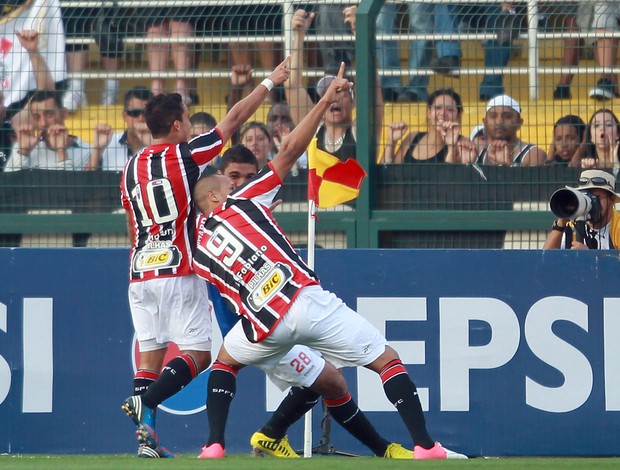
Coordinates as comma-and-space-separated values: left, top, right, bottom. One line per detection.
485, 140, 512, 166
45, 124, 69, 154
15, 124, 40, 156
93, 124, 114, 151
291, 8, 314, 34
15, 30, 40, 53
343, 5, 356, 34
227, 64, 253, 110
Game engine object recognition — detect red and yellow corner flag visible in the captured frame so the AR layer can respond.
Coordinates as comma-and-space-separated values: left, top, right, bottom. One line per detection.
307, 138, 367, 208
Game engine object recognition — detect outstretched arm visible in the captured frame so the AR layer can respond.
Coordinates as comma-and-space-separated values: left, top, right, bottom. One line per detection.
17, 30, 55, 91
217, 57, 291, 143
285, 9, 315, 127
272, 63, 353, 180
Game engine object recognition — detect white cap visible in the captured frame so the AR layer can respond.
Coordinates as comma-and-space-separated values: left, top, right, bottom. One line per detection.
469, 124, 485, 141
485, 94, 521, 115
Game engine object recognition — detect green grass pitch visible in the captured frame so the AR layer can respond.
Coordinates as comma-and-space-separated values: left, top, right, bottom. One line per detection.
2, 455, 620, 469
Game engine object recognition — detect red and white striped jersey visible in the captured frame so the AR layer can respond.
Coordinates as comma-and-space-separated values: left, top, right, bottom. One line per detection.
121, 128, 224, 281
193, 163, 319, 343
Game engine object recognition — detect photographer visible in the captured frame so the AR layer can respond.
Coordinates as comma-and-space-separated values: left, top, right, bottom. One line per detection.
544, 170, 620, 249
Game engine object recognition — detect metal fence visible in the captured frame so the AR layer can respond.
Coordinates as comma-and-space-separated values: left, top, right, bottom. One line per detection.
1, 0, 618, 248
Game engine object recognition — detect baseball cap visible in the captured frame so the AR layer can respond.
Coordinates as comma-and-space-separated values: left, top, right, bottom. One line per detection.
574, 170, 620, 200
485, 94, 521, 115
316, 75, 354, 99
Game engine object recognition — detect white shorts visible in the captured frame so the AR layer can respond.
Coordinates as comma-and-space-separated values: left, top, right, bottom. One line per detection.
224, 285, 387, 388
128, 275, 213, 352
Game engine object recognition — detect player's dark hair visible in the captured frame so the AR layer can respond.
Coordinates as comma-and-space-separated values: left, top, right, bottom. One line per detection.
190, 112, 217, 129
220, 144, 259, 173
29, 89, 63, 110
145, 93, 184, 138
123, 86, 153, 109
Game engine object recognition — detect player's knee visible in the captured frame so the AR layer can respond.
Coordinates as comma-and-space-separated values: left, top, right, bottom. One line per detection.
311, 364, 348, 399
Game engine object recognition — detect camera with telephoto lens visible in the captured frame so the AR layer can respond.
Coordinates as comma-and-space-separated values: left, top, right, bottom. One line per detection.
549, 187, 602, 223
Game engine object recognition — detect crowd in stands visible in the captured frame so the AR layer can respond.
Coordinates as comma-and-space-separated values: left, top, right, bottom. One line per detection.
2, 1, 620, 176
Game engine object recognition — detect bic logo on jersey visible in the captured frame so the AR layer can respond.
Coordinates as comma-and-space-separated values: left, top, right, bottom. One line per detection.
130, 320, 224, 415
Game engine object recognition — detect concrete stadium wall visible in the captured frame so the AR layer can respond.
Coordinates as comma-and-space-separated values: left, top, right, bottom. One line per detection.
1, 248, 619, 456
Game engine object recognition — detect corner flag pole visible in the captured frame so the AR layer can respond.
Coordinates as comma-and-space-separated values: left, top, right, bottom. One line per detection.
303, 198, 317, 458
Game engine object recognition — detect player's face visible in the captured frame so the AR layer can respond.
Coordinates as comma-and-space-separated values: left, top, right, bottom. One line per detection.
218, 175, 236, 198
30, 98, 63, 131
483, 106, 522, 141
223, 162, 258, 187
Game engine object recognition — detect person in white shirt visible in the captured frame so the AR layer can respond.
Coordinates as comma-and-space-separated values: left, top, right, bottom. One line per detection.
5, 89, 91, 171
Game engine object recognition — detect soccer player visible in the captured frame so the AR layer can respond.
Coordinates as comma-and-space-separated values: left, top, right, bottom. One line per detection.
119, 58, 290, 458
191, 64, 467, 460
193, 146, 413, 459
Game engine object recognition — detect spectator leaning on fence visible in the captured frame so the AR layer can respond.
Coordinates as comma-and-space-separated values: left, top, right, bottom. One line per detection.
382, 88, 477, 164
575, 109, 620, 171
474, 95, 546, 166
544, 170, 620, 249
546, 115, 586, 166
6, 90, 91, 172
86, 86, 154, 171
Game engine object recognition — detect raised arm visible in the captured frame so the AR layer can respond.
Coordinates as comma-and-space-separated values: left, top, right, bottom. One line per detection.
17, 30, 55, 91
272, 63, 353, 180
343, 6, 384, 149
285, 9, 315, 126
217, 57, 290, 143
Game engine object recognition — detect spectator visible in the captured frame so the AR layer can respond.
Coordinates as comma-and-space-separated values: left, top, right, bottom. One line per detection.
59, 5, 97, 111
316, 4, 355, 74
190, 112, 217, 138
94, 5, 144, 106
5, 90, 91, 171
86, 86, 154, 171
286, 8, 383, 161
1, 29, 57, 171
382, 88, 476, 164
377, 3, 461, 103
460, 3, 521, 100
544, 169, 620, 249
1, 0, 66, 117
239, 121, 273, 169
224, 5, 283, 103
586, 3, 620, 100
576, 109, 620, 170
469, 124, 487, 154
546, 115, 586, 166
142, 7, 202, 103
551, 3, 619, 100
475, 95, 547, 166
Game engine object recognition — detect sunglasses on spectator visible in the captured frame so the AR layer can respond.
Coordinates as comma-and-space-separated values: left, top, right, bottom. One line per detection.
268, 114, 292, 123
125, 108, 145, 118
578, 177, 610, 187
